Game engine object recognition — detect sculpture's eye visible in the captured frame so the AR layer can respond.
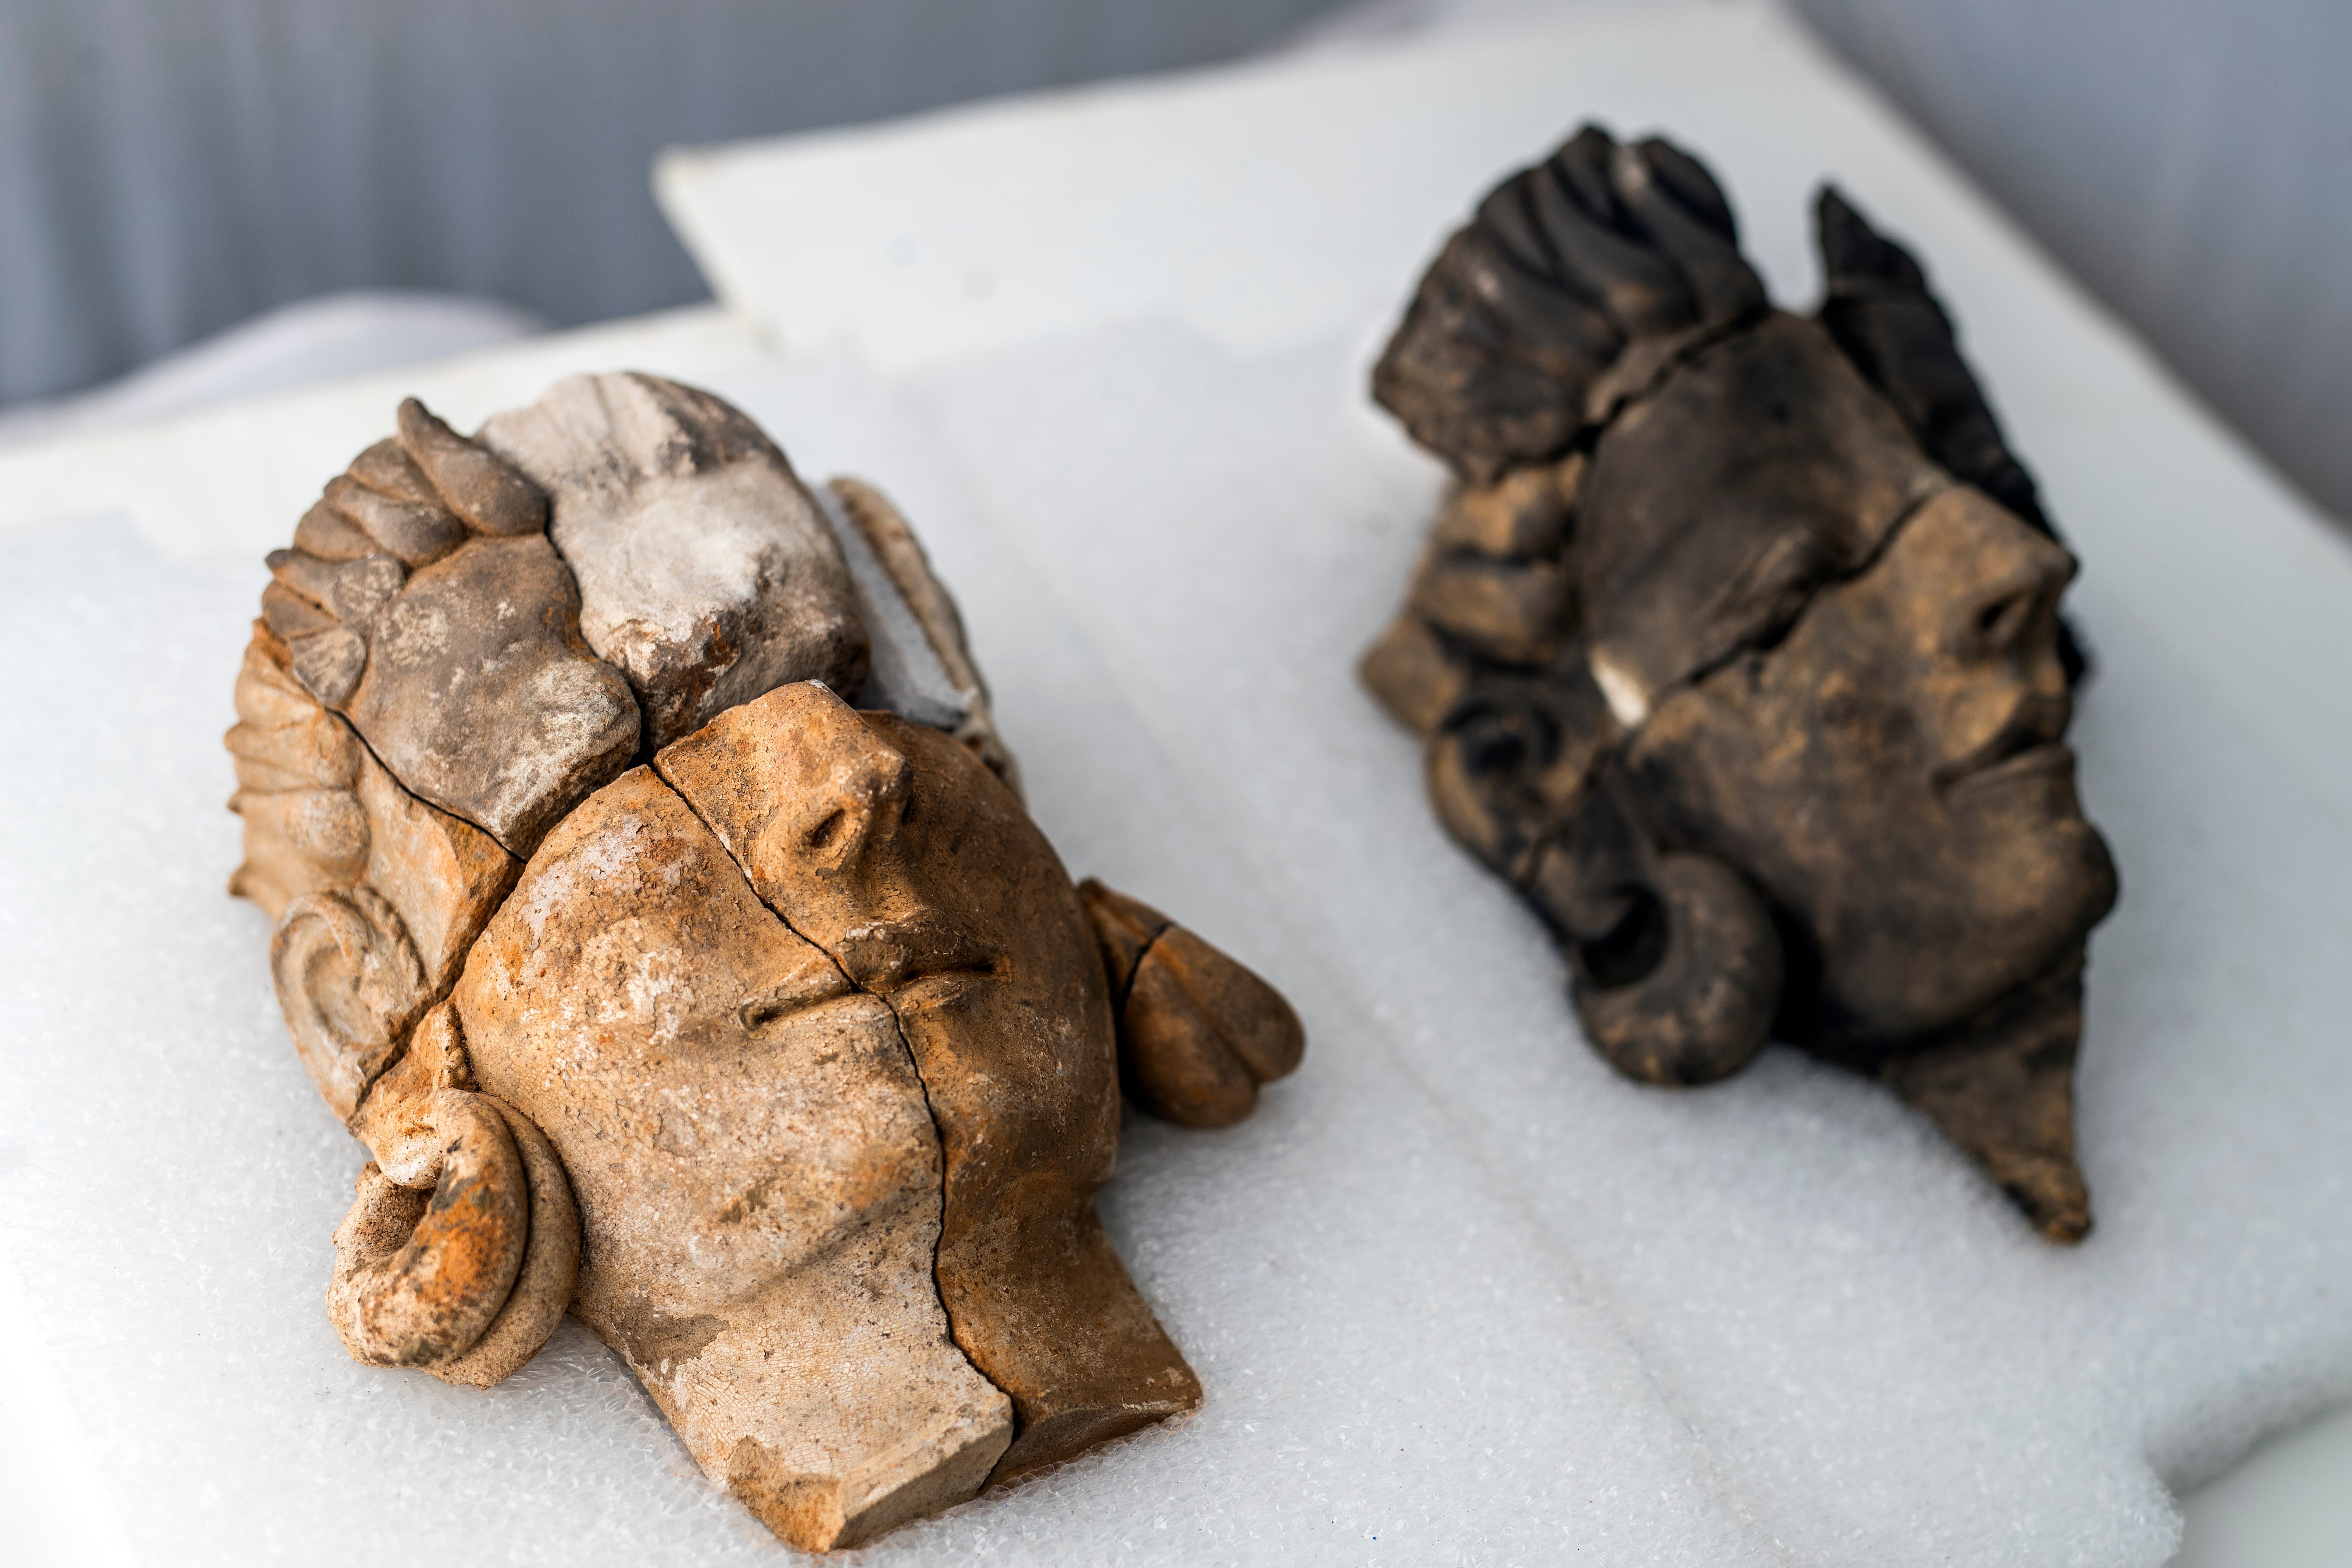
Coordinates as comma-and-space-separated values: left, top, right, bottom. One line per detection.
1709, 528, 1830, 661
805, 809, 846, 852
739, 996, 792, 1032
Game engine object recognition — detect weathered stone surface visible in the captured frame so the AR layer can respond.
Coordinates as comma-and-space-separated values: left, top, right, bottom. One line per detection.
478, 373, 868, 751
1357, 611, 1471, 735
1372, 126, 1760, 485
1421, 663, 1621, 886
257, 754, 514, 1117
328, 1089, 527, 1368
453, 765, 1010, 1550
1574, 312, 1945, 720
655, 683, 1199, 1482
323, 474, 467, 566
397, 398, 548, 538
234, 588, 579, 1385
353, 747, 518, 994
1878, 960, 2090, 1242
271, 883, 427, 1121
427, 1092, 582, 1390
349, 1001, 477, 1186
228, 621, 365, 916
1410, 545, 1569, 665
335, 1003, 582, 1390
1365, 123, 2117, 1240
337, 531, 639, 856
1430, 462, 1573, 558
1625, 485, 2111, 1044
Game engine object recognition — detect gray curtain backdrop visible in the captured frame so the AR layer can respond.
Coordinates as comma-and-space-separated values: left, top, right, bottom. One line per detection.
7, 0, 2343, 522
0, 0, 1348, 406
1793, 0, 2352, 523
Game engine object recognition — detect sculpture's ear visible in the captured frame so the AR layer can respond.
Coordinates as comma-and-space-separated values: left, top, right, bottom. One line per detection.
1076, 880, 1305, 1129
331, 1027, 580, 1388
270, 886, 428, 1120
1526, 773, 1780, 1086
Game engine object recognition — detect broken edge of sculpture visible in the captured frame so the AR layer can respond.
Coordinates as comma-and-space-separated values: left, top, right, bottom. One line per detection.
1361, 127, 2117, 1242
228, 372, 1305, 1551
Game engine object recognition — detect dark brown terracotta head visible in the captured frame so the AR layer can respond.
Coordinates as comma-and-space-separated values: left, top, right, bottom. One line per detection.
1363, 126, 2116, 1241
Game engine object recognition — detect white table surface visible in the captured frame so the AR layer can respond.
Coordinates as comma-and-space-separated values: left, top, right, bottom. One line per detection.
4, 5, 2351, 1564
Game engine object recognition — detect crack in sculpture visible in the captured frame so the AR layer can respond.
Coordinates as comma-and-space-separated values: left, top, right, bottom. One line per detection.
648, 722, 1021, 1509
229, 374, 1305, 1550
1362, 125, 2117, 1242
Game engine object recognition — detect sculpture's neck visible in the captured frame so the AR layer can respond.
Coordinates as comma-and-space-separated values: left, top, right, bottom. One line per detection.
1877, 951, 2091, 1242
598, 1211, 1012, 1552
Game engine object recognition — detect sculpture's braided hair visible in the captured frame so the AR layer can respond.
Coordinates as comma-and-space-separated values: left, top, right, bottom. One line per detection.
1376, 126, 2061, 538
1373, 125, 1764, 485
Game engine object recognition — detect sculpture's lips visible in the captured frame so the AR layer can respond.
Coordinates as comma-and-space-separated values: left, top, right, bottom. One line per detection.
892, 968, 992, 1011
834, 909, 998, 1001
1936, 693, 2071, 791
1950, 740, 2075, 795
737, 963, 858, 1031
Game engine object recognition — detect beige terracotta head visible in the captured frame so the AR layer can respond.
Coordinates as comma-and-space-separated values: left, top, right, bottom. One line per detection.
228, 377, 1303, 1551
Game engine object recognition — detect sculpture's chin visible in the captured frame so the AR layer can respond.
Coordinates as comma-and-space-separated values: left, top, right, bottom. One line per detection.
1977, 812, 2119, 988
1810, 813, 2118, 1053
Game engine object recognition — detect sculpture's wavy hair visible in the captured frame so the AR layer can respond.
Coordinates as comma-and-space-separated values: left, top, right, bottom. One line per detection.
260, 398, 554, 712
1370, 124, 2076, 1084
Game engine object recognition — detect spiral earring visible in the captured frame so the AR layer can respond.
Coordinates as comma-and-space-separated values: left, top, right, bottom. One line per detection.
1526, 771, 1781, 1086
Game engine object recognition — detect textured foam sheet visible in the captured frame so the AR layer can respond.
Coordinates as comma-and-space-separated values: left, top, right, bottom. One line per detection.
3, 318, 2352, 1565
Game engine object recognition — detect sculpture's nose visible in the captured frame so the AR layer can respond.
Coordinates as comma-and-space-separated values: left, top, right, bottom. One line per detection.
653, 680, 922, 921
784, 711, 914, 881
1939, 493, 2076, 669
1909, 489, 2081, 787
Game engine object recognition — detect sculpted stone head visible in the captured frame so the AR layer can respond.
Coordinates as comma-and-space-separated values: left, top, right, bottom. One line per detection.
228, 375, 1303, 1549
1363, 126, 2116, 1240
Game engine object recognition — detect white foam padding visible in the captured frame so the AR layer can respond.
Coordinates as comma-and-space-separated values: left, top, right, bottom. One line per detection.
5, 7, 2352, 1565
4, 313, 2352, 1568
